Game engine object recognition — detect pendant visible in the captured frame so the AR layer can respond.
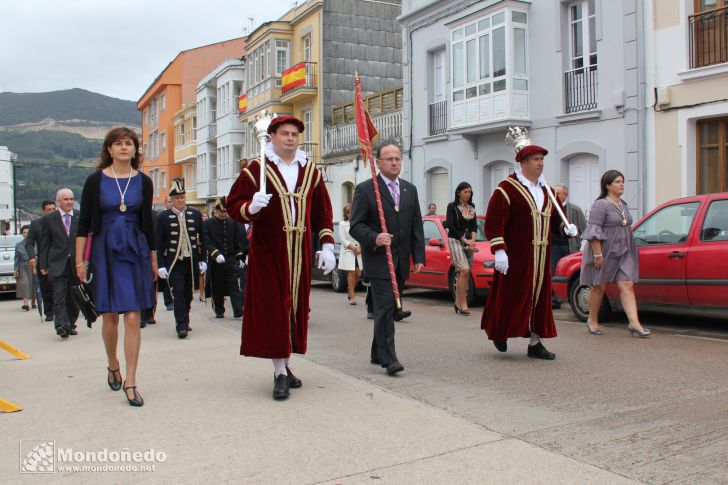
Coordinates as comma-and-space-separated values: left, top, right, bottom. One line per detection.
394, 205, 400, 212
120, 203, 127, 213
622, 218, 627, 225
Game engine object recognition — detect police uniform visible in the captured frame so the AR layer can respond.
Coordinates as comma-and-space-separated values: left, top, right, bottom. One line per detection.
156, 178, 207, 338
204, 196, 248, 318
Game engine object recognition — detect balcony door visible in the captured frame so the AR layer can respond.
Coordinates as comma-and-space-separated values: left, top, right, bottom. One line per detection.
692, 0, 727, 68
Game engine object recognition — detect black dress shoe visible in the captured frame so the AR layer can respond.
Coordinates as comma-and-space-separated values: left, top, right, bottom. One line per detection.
56, 326, 68, 339
370, 357, 380, 365
367, 312, 375, 320
177, 331, 188, 339
140, 321, 147, 328
166, 305, 174, 311
147, 318, 156, 325
45, 314, 54, 322
386, 362, 404, 375
527, 342, 556, 360
493, 340, 507, 352
552, 302, 562, 309
107, 367, 122, 391
68, 328, 78, 336
285, 366, 302, 388
272, 374, 289, 400
123, 382, 144, 407
215, 314, 224, 319
394, 309, 412, 321
233, 312, 243, 318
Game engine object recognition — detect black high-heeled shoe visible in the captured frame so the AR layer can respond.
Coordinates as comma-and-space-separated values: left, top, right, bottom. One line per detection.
454, 304, 470, 316
107, 367, 122, 391
123, 382, 144, 407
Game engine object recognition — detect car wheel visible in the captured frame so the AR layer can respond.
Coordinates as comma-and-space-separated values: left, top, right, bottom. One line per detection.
568, 278, 610, 322
331, 268, 347, 293
449, 270, 476, 306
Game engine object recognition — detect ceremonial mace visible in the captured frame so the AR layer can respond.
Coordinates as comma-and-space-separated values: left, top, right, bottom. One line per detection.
253, 110, 276, 193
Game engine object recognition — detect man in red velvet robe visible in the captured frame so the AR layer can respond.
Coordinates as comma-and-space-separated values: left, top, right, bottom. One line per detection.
481, 129, 577, 359
227, 116, 335, 400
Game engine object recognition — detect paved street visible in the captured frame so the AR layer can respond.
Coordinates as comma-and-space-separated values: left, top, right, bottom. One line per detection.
2, 286, 727, 484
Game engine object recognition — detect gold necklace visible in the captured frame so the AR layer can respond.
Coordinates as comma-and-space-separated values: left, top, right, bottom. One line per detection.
111, 165, 133, 212
607, 197, 627, 225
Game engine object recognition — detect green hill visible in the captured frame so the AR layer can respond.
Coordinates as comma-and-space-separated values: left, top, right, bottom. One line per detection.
0, 88, 138, 126
0, 130, 98, 217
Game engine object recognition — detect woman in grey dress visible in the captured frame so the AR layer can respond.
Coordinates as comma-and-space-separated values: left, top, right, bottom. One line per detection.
14, 225, 34, 311
580, 170, 650, 337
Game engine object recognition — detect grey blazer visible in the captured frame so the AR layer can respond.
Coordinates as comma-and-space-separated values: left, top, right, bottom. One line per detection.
566, 202, 588, 253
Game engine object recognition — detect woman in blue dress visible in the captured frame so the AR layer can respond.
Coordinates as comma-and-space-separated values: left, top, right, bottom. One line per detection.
76, 127, 157, 407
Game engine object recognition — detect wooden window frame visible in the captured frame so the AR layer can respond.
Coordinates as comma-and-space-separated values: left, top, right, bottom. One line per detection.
696, 116, 728, 194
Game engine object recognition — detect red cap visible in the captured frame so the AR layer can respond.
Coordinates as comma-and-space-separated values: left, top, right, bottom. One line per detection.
516, 145, 548, 162
267, 115, 305, 135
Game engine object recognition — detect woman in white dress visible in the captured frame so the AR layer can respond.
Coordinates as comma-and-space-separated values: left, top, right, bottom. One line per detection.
338, 204, 363, 305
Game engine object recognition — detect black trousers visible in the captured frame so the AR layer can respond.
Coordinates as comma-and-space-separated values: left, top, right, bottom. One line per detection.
159, 279, 173, 307
168, 260, 193, 332
369, 272, 405, 366
51, 262, 79, 331
551, 243, 571, 304
210, 259, 243, 317
39, 273, 54, 317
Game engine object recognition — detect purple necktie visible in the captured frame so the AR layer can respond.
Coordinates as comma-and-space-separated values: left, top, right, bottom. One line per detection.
388, 180, 399, 206
63, 213, 71, 235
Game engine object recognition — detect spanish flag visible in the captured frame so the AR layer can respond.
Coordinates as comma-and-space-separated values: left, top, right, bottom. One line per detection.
238, 94, 247, 113
281, 63, 307, 93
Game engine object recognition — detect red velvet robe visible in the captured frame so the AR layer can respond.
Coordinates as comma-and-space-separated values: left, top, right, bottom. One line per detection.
227, 157, 334, 358
481, 174, 566, 341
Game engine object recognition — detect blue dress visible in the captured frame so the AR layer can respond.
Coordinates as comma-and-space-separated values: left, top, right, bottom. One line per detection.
89, 173, 155, 314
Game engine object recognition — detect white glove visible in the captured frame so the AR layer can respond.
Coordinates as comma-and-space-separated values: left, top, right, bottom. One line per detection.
318, 243, 336, 275
565, 223, 578, 237
248, 192, 272, 215
215, 254, 225, 264
199, 262, 207, 274
158, 267, 169, 279
494, 250, 509, 275
239, 260, 246, 269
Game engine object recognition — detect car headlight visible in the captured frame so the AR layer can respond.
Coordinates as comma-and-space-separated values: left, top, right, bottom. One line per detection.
483, 260, 495, 268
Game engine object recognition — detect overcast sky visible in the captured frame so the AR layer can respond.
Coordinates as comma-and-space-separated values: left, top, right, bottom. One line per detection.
0, 0, 295, 102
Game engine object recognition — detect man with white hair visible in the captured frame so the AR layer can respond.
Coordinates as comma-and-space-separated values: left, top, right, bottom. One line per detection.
38, 188, 80, 338
551, 184, 587, 308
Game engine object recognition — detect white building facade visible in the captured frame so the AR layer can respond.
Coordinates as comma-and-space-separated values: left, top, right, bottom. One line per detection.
196, 59, 246, 210
399, 0, 648, 217
0, 146, 16, 233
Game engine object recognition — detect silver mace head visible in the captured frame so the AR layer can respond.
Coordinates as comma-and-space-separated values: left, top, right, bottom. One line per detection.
254, 110, 276, 142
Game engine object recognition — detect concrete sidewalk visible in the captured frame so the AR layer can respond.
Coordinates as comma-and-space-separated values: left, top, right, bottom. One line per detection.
1, 298, 638, 484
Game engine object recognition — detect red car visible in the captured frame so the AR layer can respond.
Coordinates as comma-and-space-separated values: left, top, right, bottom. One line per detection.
406, 215, 495, 305
553, 193, 728, 321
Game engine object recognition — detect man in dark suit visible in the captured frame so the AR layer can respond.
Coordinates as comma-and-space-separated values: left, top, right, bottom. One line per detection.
38, 189, 79, 338
551, 184, 588, 308
26, 199, 56, 321
204, 196, 247, 319
156, 178, 207, 339
350, 143, 425, 376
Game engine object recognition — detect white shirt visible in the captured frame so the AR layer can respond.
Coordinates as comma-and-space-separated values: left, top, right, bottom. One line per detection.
265, 142, 307, 223
515, 169, 546, 210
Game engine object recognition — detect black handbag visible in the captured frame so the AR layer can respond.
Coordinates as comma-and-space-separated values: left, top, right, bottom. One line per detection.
70, 234, 99, 328
70, 282, 100, 328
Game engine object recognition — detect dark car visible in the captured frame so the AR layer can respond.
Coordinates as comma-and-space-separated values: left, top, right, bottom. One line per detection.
311, 222, 348, 292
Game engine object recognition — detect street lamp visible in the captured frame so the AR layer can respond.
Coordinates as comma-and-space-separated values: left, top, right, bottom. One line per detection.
10, 153, 18, 235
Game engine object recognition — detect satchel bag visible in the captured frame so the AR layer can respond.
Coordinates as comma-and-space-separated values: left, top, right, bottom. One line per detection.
70, 234, 100, 327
